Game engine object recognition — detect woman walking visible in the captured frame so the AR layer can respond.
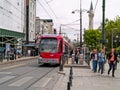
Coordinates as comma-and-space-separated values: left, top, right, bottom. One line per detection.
98, 49, 106, 75
108, 48, 118, 77
74, 48, 79, 64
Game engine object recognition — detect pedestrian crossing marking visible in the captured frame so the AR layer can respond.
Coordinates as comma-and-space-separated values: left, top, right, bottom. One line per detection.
33, 78, 52, 87
2, 64, 25, 70
0, 76, 16, 84
8, 77, 33, 86
0, 72, 12, 74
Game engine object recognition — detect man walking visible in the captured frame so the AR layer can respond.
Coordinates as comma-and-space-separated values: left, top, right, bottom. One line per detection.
91, 49, 98, 72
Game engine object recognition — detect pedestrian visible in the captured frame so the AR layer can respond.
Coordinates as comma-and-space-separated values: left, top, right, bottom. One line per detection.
69, 49, 73, 58
90, 50, 94, 70
3, 49, 5, 59
0, 51, 3, 62
114, 49, 119, 70
91, 49, 98, 72
74, 48, 79, 64
7, 50, 10, 61
108, 48, 118, 77
98, 49, 106, 75
14, 48, 16, 60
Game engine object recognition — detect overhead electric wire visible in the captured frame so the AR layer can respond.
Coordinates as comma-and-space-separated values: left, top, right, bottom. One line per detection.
5, 0, 24, 15
62, 25, 80, 31
44, 0, 62, 27
0, 10, 23, 27
62, 19, 80, 25
46, 0, 54, 3
44, 0, 58, 19
94, 0, 99, 12
1, 0, 25, 27
37, 0, 52, 19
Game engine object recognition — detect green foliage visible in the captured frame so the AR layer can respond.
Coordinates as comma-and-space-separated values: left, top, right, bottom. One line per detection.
117, 46, 120, 53
105, 16, 120, 50
84, 29, 101, 50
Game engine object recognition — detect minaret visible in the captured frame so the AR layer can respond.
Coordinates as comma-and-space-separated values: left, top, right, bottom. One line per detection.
88, 2, 94, 30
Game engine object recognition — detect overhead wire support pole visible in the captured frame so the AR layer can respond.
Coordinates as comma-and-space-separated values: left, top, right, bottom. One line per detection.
80, 0, 82, 48
102, 0, 105, 47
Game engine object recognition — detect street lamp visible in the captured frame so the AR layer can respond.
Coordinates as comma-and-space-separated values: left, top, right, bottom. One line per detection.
72, 7, 90, 48
72, 9, 82, 47
71, 0, 82, 48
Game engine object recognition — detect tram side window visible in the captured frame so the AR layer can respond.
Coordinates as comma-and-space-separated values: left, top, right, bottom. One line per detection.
59, 40, 62, 53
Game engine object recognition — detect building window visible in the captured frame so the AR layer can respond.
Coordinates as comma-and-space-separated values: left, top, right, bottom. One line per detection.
30, 2, 32, 8
33, 4, 34, 10
33, 24, 34, 29
33, 14, 34, 20
30, 12, 32, 20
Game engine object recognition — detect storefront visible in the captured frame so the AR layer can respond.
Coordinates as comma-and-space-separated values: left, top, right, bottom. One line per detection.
0, 28, 25, 59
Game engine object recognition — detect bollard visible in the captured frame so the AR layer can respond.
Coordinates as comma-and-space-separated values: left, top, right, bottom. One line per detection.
70, 66, 73, 79
59, 57, 64, 71
67, 82, 71, 90
69, 75, 72, 86
59, 63, 63, 71
70, 67, 73, 75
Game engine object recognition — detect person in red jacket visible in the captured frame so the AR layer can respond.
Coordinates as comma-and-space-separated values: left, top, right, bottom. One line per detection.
108, 48, 118, 77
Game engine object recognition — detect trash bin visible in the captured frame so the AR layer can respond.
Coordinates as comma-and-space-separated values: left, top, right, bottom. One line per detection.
10, 53, 14, 60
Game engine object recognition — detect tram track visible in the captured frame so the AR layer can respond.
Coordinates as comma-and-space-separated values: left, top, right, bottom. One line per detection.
24, 66, 58, 90
0, 58, 59, 90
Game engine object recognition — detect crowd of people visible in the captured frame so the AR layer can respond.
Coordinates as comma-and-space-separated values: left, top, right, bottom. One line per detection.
90, 48, 120, 77
70, 47, 120, 78
69, 48, 83, 64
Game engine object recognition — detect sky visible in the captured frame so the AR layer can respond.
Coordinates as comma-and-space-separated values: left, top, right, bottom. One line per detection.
36, 0, 120, 41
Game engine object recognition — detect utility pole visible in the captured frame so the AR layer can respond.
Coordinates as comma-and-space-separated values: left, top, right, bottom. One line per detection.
102, 0, 105, 47
80, 0, 82, 48
59, 25, 61, 35
26, 0, 29, 44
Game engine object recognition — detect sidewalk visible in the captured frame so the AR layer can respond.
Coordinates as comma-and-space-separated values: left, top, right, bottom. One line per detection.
64, 58, 90, 69
54, 60, 120, 90
0, 56, 38, 65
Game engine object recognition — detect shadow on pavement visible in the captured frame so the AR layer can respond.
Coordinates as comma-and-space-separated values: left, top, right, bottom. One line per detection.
39, 63, 59, 68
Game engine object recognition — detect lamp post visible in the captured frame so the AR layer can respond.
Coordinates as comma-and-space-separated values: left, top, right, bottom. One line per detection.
80, 0, 82, 48
72, 0, 82, 48
102, 0, 106, 47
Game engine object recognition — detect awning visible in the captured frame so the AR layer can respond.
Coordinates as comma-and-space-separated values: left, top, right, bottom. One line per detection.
0, 28, 25, 38
23, 43, 37, 47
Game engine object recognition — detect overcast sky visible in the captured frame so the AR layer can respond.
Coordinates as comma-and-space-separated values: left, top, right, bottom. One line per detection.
36, 0, 120, 40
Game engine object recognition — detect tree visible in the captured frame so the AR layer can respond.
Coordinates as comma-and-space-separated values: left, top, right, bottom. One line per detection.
105, 16, 120, 50
84, 29, 101, 51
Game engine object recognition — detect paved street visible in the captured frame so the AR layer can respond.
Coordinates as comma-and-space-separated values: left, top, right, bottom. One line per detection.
0, 59, 60, 90
1, 58, 120, 90
71, 63, 120, 90
53, 61, 120, 90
